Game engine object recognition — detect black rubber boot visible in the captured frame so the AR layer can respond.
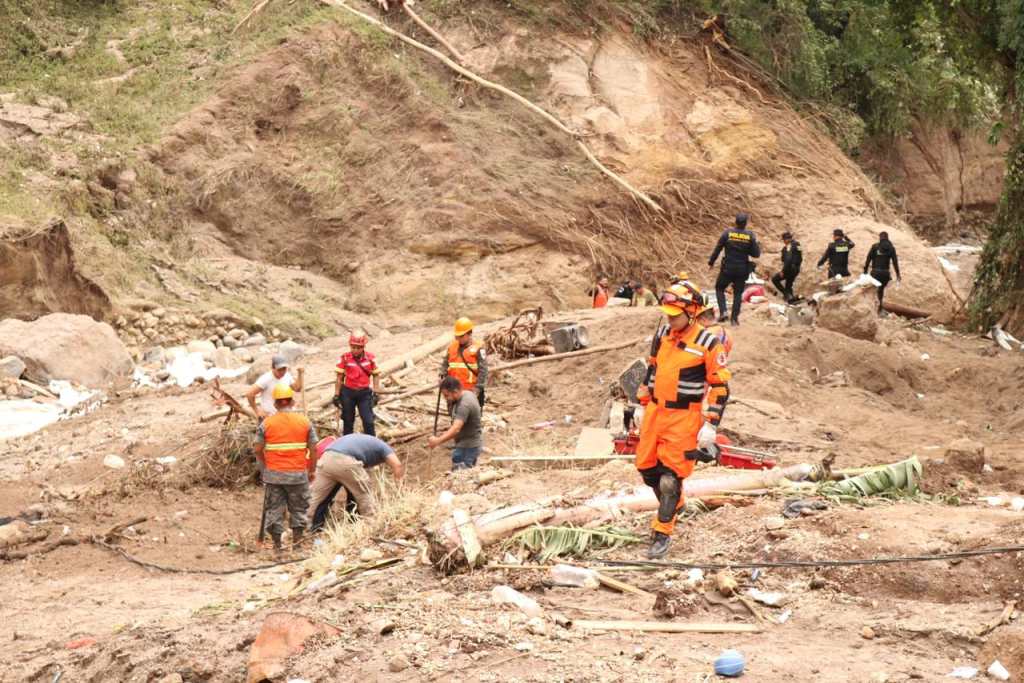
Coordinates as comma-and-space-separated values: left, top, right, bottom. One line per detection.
647, 532, 671, 559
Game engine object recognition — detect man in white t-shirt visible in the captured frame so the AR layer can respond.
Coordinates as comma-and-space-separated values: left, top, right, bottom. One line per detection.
246, 354, 304, 419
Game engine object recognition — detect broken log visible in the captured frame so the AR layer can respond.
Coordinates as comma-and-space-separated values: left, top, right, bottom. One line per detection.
882, 301, 930, 319
573, 620, 760, 634
490, 454, 634, 463
593, 571, 654, 599
452, 508, 483, 567
491, 336, 645, 374
429, 464, 814, 565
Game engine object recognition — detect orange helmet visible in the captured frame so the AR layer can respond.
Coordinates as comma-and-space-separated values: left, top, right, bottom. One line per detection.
453, 317, 474, 336
659, 282, 703, 317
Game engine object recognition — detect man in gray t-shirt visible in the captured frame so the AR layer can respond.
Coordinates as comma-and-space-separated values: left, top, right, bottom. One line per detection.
427, 376, 482, 469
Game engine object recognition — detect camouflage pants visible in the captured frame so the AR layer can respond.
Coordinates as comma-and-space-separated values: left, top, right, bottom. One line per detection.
263, 482, 310, 537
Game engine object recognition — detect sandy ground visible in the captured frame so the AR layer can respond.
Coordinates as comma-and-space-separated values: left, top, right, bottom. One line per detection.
1, 304, 1023, 682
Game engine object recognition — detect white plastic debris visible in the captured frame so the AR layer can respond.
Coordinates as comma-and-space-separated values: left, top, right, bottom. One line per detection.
1011, 497, 1024, 512
777, 609, 792, 624
987, 660, 1010, 681
242, 601, 259, 612
303, 571, 338, 594
841, 273, 881, 292
920, 353, 930, 361
0, 400, 62, 440
938, 256, 960, 272
492, 585, 544, 618
947, 666, 978, 679
155, 456, 177, 466
549, 564, 599, 589
330, 554, 346, 568
103, 454, 126, 469
747, 588, 788, 607
437, 490, 455, 509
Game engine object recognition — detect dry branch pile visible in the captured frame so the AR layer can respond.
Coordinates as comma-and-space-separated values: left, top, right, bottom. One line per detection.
483, 307, 553, 360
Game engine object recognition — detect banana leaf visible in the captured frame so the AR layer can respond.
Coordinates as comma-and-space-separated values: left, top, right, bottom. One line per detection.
512, 525, 643, 562
821, 456, 922, 498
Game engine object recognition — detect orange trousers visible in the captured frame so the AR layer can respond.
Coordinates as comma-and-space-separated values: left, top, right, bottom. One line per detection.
636, 402, 700, 534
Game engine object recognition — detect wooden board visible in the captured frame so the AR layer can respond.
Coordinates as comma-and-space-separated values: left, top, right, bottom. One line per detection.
573, 620, 760, 634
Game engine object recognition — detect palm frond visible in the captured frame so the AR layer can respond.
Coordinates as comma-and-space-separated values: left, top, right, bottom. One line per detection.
820, 456, 922, 499
511, 525, 643, 562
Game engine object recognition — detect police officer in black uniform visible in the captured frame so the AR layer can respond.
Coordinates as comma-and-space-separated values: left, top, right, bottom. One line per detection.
770, 231, 802, 303
864, 231, 902, 314
708, 212, 761, 326
817, 228, 855, 278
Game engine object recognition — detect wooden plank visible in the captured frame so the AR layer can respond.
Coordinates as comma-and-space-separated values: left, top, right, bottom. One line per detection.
593, 571, 655, 599
573, 620, 760, 634
452, 508, 482, 567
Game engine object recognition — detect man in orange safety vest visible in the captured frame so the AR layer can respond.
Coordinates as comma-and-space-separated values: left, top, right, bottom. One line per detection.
439, 317, 488, 408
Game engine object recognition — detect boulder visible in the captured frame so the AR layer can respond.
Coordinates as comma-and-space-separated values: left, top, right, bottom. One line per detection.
186, 339, 217, 361
142, 346, 166, 364
243, 333, 267, 348
945, 438, 987, 474
233, 347, 255, 363
0, 520, 30, 549
212, 347, 242, 371
0, 314, 132, 387
278, 340, 305, 366
815, 290, 878, 341
0, 355, 26, 380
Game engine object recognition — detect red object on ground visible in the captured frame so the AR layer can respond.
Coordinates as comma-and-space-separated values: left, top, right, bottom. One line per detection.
742, 284, 765, 303
718, 448, 777, 470
613, 431, 640, 454
65, 637, 97, 650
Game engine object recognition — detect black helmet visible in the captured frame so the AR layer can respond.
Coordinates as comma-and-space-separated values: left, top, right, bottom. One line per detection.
781, 231, 793, 240
735, 213, 749, 228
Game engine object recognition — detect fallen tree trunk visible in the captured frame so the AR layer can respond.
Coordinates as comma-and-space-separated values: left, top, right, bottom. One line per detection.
428, 464, 813, 565
882, 301, 931, 319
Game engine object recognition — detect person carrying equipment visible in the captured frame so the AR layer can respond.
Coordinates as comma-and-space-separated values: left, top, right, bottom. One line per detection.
770, 231, 802, 303
864, 231, 902, 314
635, 283, 731, 559
307, 433, 404, 531
254, 384, 318, 553
439, 317, 488, 408
708, 213, 761, 326
817, 228, 855, 278
333, 330, 381, 436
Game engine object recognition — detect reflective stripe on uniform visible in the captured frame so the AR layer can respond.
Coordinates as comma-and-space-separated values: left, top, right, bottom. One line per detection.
266, 442, 307, 451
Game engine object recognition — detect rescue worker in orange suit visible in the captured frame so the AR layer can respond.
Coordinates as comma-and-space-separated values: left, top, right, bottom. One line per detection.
254, 385, 318, 553
863, 231, 902, 314
588, 276, 611, 308
635, 283, 731, 559
439, 317, 488, 408
708, 213, 761, 326
697, 297, 734, 358
817, 228, 855, 278
332, 330, 381, 436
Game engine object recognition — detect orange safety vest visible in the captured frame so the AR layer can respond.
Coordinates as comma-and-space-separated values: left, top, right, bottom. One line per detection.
262, 411, 311, 472
592, 286, 609, 308
446, 340, 480, 390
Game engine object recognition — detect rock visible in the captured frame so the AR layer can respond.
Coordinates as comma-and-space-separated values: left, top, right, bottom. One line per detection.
764, 516, 786, 531
359, 547, 384, 562
369, 618, 395, 636
103, 454, 126, 469
809, 576, 827, 590
233, 347, 255, 363
143, 346, 166, 364
945, 438, 987, 473
816, 289, 879, 341
186, 339, 217, 361
387, 654, 410, 673
247, 613, 340, 683
0, 520, 29, 549
0, 356, 26, 380
861, 626, 876, 640
526, 617, 548, 636
143, 328, 158, 340
278, 340, 305, 366
212, 347, 242, 371
243, 333, 267, 348
0, 314, 133, 387
227, 328, 247, 340
157, 674, 184, 683
223, 337, 240, 349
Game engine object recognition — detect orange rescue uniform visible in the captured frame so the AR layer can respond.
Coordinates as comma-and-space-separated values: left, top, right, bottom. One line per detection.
444, 340, 482, 390
262, 411, 314, 472
637, 324, 730, 534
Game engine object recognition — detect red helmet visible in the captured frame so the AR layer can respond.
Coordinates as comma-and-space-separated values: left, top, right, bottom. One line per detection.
349, 329, 368, 347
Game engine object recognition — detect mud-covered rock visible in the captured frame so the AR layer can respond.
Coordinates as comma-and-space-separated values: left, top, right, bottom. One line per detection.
0, 313, 132, 386
816, 289, 878, 341
0, 355, 26, 380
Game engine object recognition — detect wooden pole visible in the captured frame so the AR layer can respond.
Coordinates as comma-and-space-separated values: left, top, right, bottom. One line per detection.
402, 4, 467, 64
573, 620, 761, 634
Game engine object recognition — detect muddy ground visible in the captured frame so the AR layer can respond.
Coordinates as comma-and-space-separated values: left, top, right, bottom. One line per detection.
1, 304, 1023, 682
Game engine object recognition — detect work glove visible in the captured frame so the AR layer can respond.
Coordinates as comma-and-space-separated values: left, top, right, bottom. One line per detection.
332, 394, 343, 409
685, 446, 719, 464
697, 422, 718, 450
371, 392, 380, 407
